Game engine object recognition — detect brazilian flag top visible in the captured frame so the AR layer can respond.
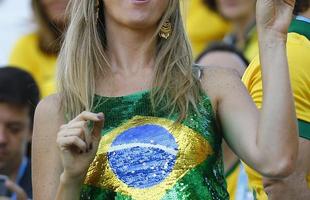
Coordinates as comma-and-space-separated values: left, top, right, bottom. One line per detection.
80, 90, 229, 200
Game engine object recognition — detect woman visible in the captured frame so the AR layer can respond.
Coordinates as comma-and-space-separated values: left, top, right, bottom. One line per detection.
33, 0, 298, 199
185, 0, 230, 57
204, 0, 258, 60
9, 0, 69, 97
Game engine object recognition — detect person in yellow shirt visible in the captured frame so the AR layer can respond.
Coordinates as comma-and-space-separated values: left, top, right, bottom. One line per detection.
9, 0, 69, 98
185, 0, 230, 57
242, 1, 310, 199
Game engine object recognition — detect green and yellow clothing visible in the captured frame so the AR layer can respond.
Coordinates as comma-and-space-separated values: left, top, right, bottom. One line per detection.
80, 91, 229, 199
185, 0, 230, 57
9, 33, 57, 98
289, 16, 310, 40
242, 18, 310, 198
225, 162, 241, 200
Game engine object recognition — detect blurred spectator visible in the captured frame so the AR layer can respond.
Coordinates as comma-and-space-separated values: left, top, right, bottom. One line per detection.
196, 43, 253, 200
0, 0, 33, 66
204, 0, 258, 60
196, 43, 248, 78
242, 1, 310, 199
0, 67, 40, 200
185, 0, 230, 57
9, 0, 69, 97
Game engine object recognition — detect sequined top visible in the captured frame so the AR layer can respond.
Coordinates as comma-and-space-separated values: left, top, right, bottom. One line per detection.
80, 91, 229, 200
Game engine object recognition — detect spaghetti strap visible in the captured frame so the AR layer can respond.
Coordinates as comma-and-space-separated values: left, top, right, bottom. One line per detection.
192, 64, 204, 80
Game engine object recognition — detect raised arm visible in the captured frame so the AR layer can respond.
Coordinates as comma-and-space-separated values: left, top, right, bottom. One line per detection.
203, 0, 298, 178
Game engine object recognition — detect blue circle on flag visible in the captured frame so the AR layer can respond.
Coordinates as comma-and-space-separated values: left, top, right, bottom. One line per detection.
108, 124, 178, 188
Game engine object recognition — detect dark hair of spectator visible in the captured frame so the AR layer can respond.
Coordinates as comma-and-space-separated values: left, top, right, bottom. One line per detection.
196, 42, 250, 67
0, 67, 40, 129
32, 0, 64, 55
203, 0, 310, 15
203, 0, 217, 11
294, 0, 310, 14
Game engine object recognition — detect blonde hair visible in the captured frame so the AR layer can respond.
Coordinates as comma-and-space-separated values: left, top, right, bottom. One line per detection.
58, 0, 202, 121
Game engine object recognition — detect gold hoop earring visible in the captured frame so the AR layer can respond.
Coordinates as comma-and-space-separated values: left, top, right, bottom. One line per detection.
159, 20, 172, 39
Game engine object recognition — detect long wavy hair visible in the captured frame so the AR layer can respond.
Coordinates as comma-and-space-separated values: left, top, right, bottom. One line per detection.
32, 0, 65, 54
58, 0, 202, 121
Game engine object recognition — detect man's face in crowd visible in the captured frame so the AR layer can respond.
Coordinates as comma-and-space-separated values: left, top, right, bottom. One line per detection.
0, 103, 31, 174
41, 0, 69, 26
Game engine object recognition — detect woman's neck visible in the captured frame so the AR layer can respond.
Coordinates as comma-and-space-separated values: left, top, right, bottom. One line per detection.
105, 19, 157, 74
232, 13, 256, 49
97, 18, 157, 96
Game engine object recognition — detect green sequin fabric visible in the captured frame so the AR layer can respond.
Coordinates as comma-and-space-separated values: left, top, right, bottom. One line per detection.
80, 91, 229, 200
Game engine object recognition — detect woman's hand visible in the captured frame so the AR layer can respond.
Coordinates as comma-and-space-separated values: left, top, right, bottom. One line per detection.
256, 0, 295, 37
57, 111, 104, 185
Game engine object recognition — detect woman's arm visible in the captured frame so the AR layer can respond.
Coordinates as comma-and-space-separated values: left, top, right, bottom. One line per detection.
32, 95, 104, 200
263, 138, 310, 199
32, 95, 65, 200
254, 0, 298, 176
202, 0, 298, 178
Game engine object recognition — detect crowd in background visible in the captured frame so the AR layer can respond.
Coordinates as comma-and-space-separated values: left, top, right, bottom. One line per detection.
0, 0, 309, 199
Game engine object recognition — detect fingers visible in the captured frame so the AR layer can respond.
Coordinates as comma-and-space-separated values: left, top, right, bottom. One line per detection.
71, 111, 104, 123
84, 113, 104, 150
5, 179, 27, 200
93, 113, 104, 138
57, 136, 88, 153
57, 112, 105, 153
63, 121, 86, 129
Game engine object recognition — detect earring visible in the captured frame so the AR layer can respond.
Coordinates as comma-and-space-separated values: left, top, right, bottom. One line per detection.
159, 20, 172, 39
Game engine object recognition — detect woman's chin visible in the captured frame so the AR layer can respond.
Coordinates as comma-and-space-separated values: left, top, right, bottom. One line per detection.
118, 13, 159, 29
124, 19, 156, 30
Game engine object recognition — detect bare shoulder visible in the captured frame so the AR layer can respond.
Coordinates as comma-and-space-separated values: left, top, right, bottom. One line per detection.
36, 93, 61, 114
34, 93, 64, 138
201, 67, 244, 98
36, 93, 63, 119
